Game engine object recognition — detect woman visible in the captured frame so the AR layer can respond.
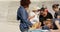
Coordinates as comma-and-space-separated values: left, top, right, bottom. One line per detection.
17, 0, 32, 32
29, 7, 40, 24
29, 7, 41, 29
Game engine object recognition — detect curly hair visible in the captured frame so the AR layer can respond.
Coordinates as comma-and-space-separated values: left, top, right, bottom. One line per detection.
20, 0, 31, 8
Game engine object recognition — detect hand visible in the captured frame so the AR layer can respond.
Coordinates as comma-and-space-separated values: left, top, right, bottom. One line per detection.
55, 20, 60, 29
57, 16, 60, 19
28, 15, 35, 20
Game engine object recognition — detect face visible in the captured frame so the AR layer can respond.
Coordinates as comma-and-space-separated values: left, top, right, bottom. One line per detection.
40, 11, 44, 14
45, 21, 52, 28
47, 24, 52, 28
53, 8, 59, 12
42, 10, 47, 16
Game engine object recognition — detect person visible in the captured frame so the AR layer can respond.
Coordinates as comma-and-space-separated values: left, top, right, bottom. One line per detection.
17, 0, 32, 32
29, 7, 41, 29
55, 20, 60, 29
50, 20, 60, 32
29, 22, 41, 30
29, 7, 40, 24
52, 4, 60, 18
52, 4, 60, 30
39, 7, 53, 26
42, 19, 53, 30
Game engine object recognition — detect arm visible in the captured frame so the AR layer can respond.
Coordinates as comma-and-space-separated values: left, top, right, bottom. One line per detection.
55, 20, 60, 29
39, 15, 43, 22
18, 8, 32, 27
17, 7, 21, 21
28, 15, 35, 20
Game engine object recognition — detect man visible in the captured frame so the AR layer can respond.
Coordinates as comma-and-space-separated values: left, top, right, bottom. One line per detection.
39, 7, 53, 26
52, 4, 60, 30
42, 19, 53, 30
17, 0, 32, 32
52, 4, 60, 18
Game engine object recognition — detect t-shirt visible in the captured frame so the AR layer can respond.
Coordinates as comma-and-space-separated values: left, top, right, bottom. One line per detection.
57, 11, 60, 16
29, 12, 39, 24
39, 12, 53, 26
54, 11, 60, 18
39, 12, 53, 22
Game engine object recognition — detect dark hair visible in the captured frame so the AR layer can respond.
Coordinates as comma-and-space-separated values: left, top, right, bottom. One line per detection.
20, 0, 31, 8
40, 7, 45, 11
59, 8, 60, 10
52, 4, 59, 8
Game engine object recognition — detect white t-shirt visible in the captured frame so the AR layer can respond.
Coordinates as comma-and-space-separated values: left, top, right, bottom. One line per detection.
29, 12, 39, 24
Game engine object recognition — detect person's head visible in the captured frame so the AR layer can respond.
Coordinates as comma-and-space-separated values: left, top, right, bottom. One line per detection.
40, 7, 48, 17
20, 0, 31, 8
32, 9, 37, 12
43, 9, 48, 17
52, 4, 59, 12
32, 7, 40, 12
44, 19, 53, 29
40, 7, 45, 14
